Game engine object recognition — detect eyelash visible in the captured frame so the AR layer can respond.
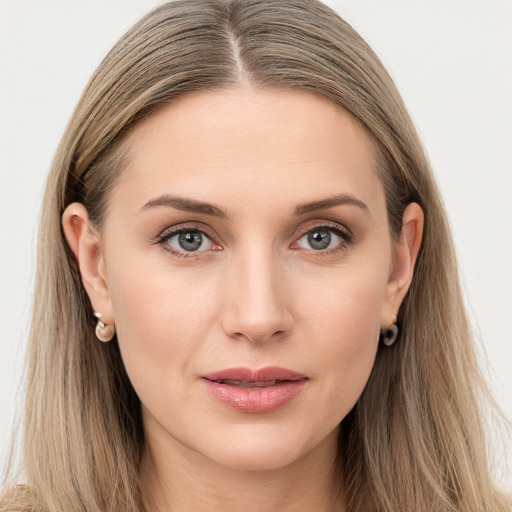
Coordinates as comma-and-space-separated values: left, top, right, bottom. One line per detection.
155, 222, 354, 259
155, 224, 219, 259
293, 222, 353, 256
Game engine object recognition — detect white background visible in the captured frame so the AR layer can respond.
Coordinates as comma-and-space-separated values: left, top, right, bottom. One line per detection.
1, 0, 511, 487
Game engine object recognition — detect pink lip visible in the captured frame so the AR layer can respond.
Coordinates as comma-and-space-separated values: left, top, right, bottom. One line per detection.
201, 366, 308, 414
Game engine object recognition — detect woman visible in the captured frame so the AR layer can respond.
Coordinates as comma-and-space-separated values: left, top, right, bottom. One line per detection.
1, 0, 509, 510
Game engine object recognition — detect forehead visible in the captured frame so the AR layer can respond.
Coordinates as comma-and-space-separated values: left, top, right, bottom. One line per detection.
112, 87, 384, 217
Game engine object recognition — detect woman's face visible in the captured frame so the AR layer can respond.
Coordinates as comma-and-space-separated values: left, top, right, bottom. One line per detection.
84, 88, 417, 471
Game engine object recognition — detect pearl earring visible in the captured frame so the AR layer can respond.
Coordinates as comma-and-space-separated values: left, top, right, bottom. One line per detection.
381, 324, 398, 346
381, 319, 399, 347
93, 312, 115, 342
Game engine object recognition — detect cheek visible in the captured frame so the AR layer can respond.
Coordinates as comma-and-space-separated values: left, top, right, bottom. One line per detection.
296, 259, 388, 418
105, 253, 218, 397
298, 251, 388, 345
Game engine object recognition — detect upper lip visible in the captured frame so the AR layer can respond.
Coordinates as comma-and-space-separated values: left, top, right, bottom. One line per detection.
202, 366, 307, 383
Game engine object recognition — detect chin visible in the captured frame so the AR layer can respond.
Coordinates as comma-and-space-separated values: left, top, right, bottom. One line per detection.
195, 423, 336, 472
206, 443, 307, 472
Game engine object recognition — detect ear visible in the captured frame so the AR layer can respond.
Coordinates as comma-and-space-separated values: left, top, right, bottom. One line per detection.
381, 202, 424, 329
62, 203, 114, 324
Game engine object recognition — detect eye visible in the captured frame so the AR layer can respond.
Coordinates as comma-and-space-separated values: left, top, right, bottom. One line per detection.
294, 225, 352, 252
160, 228, 217, 255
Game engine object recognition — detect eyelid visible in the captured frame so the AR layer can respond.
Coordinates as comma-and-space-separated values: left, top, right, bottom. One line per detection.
290, 220, 354, 254
153, 219, 353, 258
155, 222, 218, 242
294, 220, 353, 240
154, 222, 222, 257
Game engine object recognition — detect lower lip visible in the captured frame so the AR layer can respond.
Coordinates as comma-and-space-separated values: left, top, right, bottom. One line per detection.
202, 378, 308, 413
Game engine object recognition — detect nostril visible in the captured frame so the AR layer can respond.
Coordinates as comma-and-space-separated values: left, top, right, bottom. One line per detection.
229, 325, 290, 344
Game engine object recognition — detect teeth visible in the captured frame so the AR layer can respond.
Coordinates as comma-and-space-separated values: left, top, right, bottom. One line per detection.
252, 380, 277, 387
217, 379, 279, 387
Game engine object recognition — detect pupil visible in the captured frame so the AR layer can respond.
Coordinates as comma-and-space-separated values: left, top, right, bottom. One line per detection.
178, 231, 202, 251
308, 230, 331, 250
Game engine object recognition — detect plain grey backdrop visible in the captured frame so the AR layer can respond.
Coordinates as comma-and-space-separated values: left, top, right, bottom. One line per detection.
1, 0, 511, 486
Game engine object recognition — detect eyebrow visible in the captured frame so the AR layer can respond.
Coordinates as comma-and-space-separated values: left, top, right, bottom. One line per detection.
141, 195, 227, 218
140, 193, 368, 218
294, 194, 369, 216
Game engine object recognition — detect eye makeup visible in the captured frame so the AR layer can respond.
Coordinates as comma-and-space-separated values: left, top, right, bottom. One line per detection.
153, 218, 354, 260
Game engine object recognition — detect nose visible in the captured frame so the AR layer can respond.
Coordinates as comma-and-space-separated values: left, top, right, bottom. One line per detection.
220, 244, 294, 344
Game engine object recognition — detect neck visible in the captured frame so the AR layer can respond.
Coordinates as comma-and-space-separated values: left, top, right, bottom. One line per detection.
140, 427, 345, 512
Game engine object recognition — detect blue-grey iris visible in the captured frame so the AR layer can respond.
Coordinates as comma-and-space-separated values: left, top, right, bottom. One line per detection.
178, 231, 203, 251
308, 229, 331, 250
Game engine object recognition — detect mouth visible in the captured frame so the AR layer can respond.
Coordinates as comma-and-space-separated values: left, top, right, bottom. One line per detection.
210, 379, 290, 387
201, 367, 308, 413
202, 366, 307, 383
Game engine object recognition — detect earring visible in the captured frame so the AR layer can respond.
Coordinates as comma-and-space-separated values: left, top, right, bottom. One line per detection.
93, 312, 115, 342
381, 320, 399, 347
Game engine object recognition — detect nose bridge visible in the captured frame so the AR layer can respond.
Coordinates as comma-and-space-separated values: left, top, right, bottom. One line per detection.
221, 239, 292, 343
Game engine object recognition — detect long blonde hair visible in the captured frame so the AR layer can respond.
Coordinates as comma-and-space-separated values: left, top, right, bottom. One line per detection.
2, 0, 509, 510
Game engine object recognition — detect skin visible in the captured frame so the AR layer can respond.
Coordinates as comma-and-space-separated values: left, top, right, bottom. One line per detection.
63, 87, 423, 512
